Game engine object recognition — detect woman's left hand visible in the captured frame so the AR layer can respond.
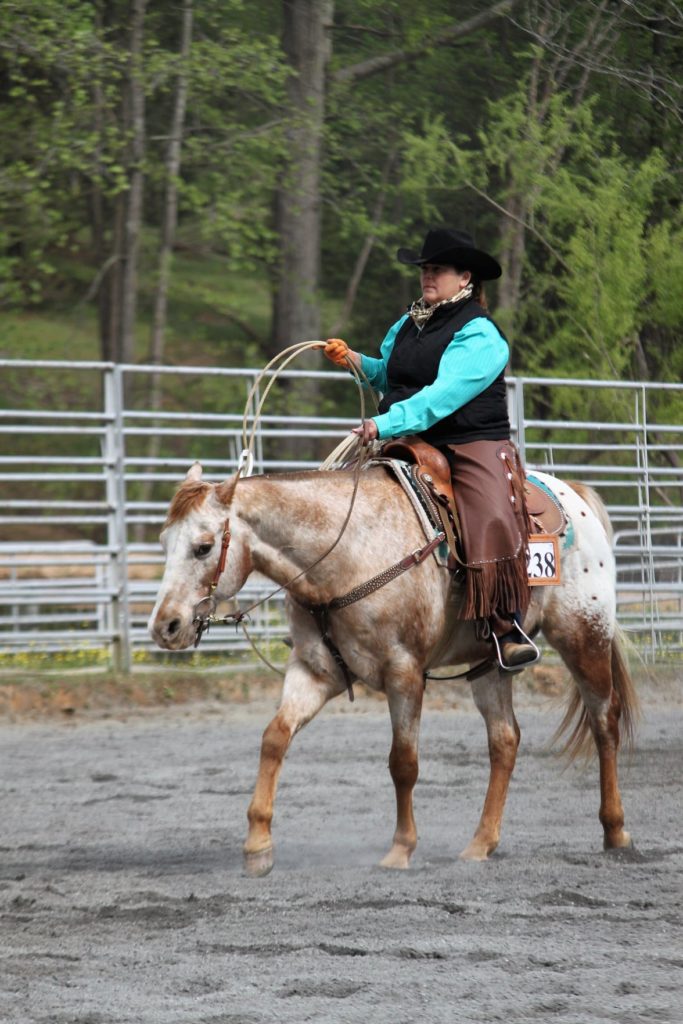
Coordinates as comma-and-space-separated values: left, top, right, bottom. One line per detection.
352, 419, 378, 445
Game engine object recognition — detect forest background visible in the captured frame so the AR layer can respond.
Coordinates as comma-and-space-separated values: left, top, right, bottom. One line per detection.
1, 0, 681, 442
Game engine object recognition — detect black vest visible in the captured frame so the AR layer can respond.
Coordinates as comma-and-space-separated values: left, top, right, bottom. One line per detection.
377, 298, 510, 446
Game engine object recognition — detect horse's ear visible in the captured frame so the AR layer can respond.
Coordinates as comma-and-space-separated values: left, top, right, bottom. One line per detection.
186, 462, 203, 482
215, 476, 238, 507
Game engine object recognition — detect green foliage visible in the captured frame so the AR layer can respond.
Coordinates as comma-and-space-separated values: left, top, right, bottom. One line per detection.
0, 0, 680, 391
0, 0, 679, 560
320, 0, 521, 346
0, 1, 129, 303
384, 36, 681, 461
648, 219, 683, 333
176, 8, 287, 270
0, 0, 287, 322
540, 152, 665, 373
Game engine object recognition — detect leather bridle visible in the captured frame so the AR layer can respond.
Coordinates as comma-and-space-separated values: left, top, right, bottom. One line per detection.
192, 519, 234, 647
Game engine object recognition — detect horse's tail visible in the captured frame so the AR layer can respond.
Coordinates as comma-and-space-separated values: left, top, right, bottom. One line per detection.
610, 627, 640, 750
553, 628, 640, 761
552, 482, 640, 761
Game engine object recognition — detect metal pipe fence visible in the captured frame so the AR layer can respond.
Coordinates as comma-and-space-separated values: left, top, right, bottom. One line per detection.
0, 359, 681, 671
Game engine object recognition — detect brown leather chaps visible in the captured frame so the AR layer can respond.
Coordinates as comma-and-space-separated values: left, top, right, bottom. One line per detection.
444, 439, 530, 637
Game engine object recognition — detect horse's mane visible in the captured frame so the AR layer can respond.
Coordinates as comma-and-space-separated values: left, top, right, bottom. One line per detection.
163, 475, 238, 529
256, 468, 363, 484
163, 480, 212, 528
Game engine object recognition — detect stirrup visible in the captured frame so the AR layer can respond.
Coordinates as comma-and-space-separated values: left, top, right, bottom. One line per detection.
491, 623, 541, 674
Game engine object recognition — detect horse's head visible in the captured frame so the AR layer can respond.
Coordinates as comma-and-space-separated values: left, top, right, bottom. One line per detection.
148, 462, 251, 649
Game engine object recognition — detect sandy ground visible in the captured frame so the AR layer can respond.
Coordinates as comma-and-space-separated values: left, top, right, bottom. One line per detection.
1, 676, 682, 1024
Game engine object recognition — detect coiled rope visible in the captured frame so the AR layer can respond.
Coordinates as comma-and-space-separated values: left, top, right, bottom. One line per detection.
226, 340, 380, 674
239, 340, 379, 465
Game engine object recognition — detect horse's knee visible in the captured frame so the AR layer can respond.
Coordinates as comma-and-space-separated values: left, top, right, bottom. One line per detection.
388, 745, 418, 789
487, 722, 520, 770
260, 716, 292, 765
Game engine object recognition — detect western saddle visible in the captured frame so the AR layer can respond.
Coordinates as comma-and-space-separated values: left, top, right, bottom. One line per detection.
379, 435, 565, 563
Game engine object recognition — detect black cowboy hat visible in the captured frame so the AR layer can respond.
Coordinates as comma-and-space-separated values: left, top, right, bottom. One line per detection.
397, 227, 502, 280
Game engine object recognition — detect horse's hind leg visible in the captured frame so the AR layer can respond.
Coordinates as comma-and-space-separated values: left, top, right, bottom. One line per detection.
243, 655, 345, 877
380, 668, 424, 869
550, 626, 632, 850
460, 667, 520, 861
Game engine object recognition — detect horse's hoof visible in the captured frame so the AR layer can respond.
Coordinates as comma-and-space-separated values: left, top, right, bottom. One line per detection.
604, 829, 632, 851
459, 839, 495, 862
379, 845, 413, 870
604, 839, 644, 863
243, 846, 274, 877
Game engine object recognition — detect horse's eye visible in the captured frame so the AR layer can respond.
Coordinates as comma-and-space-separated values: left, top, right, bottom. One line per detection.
193, 542, 213, 559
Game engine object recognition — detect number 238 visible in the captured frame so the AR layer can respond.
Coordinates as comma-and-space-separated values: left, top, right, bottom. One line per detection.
527, 547, 556, 578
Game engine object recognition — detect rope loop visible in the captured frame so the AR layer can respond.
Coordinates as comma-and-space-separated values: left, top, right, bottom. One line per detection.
240, 340, 379, 469
202, 339, 383, 675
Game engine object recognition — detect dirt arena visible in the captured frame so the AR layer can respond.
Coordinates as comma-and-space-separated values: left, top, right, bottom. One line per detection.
1, 669, 681, 1024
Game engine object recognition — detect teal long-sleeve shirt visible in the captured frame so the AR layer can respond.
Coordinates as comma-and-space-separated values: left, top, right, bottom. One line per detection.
360, 314, 509, 440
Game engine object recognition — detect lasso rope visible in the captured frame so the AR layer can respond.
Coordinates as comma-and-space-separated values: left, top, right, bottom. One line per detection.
240, 340, 379, 465
225, 341, 380, 675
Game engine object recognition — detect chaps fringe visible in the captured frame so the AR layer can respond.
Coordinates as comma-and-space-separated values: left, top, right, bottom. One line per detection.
463, 547, 530, 621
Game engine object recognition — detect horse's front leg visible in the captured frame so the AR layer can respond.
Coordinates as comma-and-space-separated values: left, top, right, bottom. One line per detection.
380, 667, 424, 870
460, 667, 520, 861
244, 654, 344, 877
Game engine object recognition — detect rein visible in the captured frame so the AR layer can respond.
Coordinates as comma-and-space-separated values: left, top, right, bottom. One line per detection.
192, 501, 445, 682
191, 444, 374, 649
188, 341, 457, 691
191, 339, 379, 658
191, 506, 494, 687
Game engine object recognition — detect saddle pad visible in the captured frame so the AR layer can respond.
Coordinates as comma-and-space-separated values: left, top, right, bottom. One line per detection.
525, 474, 567, 536
369, 458, 450, 567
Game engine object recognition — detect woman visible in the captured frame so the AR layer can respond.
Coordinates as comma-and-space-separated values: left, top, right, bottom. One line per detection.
323, 226, 537, 670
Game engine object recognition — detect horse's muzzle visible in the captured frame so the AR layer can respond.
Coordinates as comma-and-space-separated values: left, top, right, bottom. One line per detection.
149, 607, 195, 650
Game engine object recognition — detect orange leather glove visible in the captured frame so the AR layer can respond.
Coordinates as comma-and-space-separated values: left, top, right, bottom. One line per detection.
323, 338, 351, 366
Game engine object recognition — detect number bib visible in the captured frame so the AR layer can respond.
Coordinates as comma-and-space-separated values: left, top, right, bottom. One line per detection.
527, 533, 561, 586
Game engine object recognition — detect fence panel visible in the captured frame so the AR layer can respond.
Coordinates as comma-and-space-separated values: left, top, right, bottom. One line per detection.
0, 359, 681, 669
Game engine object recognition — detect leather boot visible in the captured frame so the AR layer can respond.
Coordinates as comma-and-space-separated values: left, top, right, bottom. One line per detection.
491, 618, 540, 672
499, 639, 538, 668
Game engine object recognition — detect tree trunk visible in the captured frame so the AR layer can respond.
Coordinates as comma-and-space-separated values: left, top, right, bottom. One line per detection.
270, 0, 333, 356
496, 193, 527, 347
105, 196, 126, 362
136, 0, 193, 541
149, 0, 192, 372
91, 2, 121, 364
120, 0, 147, 369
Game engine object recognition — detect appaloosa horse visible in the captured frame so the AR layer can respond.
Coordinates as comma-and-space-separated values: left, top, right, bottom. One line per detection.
149, 461, 637, 876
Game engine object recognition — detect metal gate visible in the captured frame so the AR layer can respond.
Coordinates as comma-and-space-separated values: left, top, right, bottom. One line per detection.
1, 359, 681, 670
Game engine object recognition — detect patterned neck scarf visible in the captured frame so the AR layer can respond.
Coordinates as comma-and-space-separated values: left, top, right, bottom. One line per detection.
408, 283, 473, 328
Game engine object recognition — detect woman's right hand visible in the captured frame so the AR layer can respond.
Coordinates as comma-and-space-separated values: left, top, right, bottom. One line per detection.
323, 338, 352, 366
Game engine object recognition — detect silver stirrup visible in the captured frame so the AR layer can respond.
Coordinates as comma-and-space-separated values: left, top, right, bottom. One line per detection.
492, 623, 541, 674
